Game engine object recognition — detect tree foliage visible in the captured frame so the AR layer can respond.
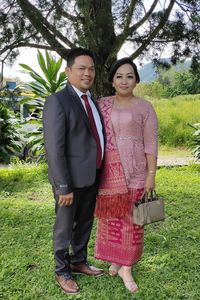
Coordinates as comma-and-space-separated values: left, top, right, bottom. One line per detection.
0, 0, 199, 96
188, 123, 200, 161
135, 69, 200, 99
156, 60, 200, 97
165, 70, 200, 96
0, 104, 23, 163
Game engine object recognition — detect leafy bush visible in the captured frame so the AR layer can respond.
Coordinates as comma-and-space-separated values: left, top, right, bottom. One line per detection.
165, 71, 200, 97
136, 67, 200, 99
188, 123, 200, 161
0, 104, 24, 163
19, 50, 66, 159
135, 80, 166, 99
0, 86, 22, 113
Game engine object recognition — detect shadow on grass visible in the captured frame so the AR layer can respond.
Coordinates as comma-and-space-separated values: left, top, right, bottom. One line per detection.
0, 163, 49, 195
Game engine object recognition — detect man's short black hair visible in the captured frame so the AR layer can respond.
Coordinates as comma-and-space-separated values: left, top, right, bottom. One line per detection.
108, 57, 140, 83
67, 47, 94, 67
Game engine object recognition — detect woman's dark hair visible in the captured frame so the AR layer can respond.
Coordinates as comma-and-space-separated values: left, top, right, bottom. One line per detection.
108, 57, 140, 83
66, 47, 94, 67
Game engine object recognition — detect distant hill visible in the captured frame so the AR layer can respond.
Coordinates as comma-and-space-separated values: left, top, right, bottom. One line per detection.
138, 58, 191, 82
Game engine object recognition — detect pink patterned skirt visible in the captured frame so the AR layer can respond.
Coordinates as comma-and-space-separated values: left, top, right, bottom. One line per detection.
95, 188, 144, 266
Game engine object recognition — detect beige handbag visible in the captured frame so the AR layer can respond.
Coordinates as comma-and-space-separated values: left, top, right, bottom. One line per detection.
133, 191, 165, 226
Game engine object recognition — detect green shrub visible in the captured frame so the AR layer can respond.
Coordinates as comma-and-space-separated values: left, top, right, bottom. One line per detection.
164, 70, 200, 97
0, 104, 24, 163
135, 81, 166, 99
188, 123, 200, 161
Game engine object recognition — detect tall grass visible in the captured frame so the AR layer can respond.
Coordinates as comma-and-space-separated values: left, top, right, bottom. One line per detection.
151, 94, 200, 147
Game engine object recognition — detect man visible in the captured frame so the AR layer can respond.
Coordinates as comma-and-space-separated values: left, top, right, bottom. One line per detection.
43, 48, 104, 295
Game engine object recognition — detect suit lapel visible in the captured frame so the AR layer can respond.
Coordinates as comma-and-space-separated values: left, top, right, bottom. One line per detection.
64, 82, 92, 130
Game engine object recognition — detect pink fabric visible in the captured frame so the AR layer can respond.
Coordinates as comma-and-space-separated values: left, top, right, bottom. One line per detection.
95, 97, 130, 218
97, 97, 128, 195
111, 97, 158, 188
95, 96, 158, 265
95, 189, 144, 266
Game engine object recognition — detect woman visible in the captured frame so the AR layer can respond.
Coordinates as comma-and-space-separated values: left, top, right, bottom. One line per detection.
95, 58, 158, 293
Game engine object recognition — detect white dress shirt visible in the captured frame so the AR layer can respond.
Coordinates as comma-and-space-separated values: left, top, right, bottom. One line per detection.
71, 85, 104, 158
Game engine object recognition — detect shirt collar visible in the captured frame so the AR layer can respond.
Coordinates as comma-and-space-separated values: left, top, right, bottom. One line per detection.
71, 84, 91, 98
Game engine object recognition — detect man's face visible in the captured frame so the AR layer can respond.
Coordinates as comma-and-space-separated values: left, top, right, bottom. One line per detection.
66, 55, 95, 92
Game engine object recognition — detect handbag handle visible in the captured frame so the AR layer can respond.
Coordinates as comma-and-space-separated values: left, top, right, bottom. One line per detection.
142, 190, 157, 203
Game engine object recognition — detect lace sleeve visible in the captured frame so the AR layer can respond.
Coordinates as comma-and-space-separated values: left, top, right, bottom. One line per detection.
143, 103, 158, 157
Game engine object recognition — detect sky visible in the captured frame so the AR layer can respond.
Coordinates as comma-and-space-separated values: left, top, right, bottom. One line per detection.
3, 47, 138, 82
4, 44, 172, 83
3, 47, 135, 82
4, 48, 56, 82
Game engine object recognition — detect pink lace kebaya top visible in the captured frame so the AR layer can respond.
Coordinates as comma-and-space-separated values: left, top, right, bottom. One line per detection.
111, 98, 158, 189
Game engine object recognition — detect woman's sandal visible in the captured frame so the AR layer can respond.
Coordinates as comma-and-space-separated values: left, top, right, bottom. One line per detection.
108, 264, 121, 276
118, 268, 138, 293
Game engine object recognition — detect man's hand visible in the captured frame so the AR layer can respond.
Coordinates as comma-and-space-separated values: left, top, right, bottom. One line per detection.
58, 192, 74, 206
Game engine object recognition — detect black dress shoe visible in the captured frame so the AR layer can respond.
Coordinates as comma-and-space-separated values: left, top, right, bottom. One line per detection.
56, 274, 80, 295
70, 263, 104, 277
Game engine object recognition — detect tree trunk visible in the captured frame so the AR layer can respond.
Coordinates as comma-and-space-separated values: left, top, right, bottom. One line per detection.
91, 52, 117, 98
92, 65, 111, 99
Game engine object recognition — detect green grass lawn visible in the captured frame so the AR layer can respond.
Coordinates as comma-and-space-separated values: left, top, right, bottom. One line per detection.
0, 163, 199, 300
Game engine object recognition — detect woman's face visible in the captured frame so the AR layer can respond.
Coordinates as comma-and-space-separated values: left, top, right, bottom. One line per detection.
112, 63, 137, 96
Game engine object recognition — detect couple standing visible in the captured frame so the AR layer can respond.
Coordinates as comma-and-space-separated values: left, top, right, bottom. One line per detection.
43, 47, 158, 295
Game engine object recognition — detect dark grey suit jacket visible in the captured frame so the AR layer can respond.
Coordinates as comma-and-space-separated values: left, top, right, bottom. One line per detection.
43, 82, 103, 195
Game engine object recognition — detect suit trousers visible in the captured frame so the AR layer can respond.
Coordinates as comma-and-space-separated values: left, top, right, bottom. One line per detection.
53, 178, 99, 275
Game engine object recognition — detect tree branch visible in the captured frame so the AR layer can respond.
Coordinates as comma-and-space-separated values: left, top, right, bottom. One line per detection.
45, 2, 56, 19
0, 41, 52, 56
52, 0, 79, 22
129, 0, 160, 33
175, 1, 195, 22
123, 0, 137, 32
129, 0, 176, 59
115, 0, 159, 51
16, 0, 74, 57
176, 0, 199, 11
16, 43, 53, 50
3, 0, 16, 14
0, 48, 14, 62
0, 42, 19, 56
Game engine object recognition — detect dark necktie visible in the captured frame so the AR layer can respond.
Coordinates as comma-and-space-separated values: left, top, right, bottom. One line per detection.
81, 95, 102, 169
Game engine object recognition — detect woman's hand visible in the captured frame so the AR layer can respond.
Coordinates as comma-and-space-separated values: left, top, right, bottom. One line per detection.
144, 174, 155, 193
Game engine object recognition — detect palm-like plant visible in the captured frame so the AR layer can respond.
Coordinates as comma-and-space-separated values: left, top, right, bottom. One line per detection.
19, 50, 66, 159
